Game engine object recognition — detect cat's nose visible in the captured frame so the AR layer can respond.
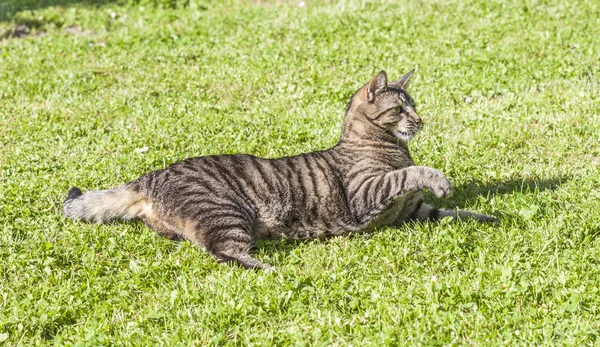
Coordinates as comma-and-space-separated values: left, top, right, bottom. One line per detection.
414, 118, 423, 127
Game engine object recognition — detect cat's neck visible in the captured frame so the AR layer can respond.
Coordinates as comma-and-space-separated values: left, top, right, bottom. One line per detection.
334, 111, 414, 168
338, 112, 406, 148
333, 137, 414, 170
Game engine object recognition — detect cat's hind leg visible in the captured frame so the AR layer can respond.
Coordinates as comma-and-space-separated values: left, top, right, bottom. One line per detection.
179, 212, 274, 271
137, 205, 183, 241
205, 225, 274, 271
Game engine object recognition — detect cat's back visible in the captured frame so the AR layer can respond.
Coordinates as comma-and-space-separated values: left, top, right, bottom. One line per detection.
138, 151, 341, 206
142, 153, 284, 198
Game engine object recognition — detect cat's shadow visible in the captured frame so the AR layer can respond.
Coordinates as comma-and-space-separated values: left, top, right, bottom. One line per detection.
431, 176, 569, 209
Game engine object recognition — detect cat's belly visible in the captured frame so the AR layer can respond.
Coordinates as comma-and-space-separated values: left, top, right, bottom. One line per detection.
253, 210, 339, 240
253, 191, 423, 240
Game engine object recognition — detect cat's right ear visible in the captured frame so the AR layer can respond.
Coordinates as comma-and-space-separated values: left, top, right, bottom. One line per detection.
364, 70, 388, 102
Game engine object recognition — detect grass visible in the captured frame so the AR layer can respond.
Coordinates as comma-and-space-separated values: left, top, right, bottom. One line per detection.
1, 0, 599, 345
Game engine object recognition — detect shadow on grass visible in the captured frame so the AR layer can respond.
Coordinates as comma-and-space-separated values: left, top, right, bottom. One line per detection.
1, 0, 202, 39
0, 0, 123, 21
434, 177, 569, 209
0, 0, 124, 40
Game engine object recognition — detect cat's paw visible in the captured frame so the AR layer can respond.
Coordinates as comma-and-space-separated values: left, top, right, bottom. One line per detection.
406, 166, 453, 198
421, 168, 453, 198
431, 177, 453, 198
479, 214, 499, 224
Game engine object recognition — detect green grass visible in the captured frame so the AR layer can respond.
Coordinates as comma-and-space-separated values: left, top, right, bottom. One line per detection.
1, 0, 600, 345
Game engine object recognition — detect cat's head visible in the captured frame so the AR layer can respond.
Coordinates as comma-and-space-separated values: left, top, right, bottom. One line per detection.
344, 70, 422, 142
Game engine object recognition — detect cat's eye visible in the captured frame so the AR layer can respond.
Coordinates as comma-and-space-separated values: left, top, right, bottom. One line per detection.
394, 106, 405, 114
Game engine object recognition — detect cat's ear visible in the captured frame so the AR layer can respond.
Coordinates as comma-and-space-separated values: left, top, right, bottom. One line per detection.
365, 70, 388, 102
390, 69, 415, 89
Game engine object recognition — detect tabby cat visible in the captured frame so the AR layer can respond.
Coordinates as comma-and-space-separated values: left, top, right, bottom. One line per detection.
63, 70, 497, 270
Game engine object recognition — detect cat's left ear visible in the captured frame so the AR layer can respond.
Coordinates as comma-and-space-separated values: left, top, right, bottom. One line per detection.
390, 69, 415, 89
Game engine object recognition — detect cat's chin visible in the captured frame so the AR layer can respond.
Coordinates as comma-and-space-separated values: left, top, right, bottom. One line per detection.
392, 130, 415, 142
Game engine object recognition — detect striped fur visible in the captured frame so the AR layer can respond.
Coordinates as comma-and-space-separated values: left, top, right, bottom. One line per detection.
63, 70, 497, 270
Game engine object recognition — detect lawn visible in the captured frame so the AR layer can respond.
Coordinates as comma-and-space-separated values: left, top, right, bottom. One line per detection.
1, 0, 599, 345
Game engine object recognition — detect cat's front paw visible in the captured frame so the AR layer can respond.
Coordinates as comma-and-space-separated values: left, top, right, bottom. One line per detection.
431, 177, 453, 198
421, 168, 453, 198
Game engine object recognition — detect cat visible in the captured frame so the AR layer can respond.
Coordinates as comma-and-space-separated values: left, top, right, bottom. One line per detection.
63, 70, 498, 270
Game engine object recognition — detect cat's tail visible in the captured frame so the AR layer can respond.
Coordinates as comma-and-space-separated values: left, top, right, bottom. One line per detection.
63, 184, 149, 223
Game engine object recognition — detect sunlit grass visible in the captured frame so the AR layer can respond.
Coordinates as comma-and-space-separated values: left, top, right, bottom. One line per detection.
1, 0, 599, 345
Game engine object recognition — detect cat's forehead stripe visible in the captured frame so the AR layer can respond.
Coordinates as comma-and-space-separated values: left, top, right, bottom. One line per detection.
381, 88, 411, 105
